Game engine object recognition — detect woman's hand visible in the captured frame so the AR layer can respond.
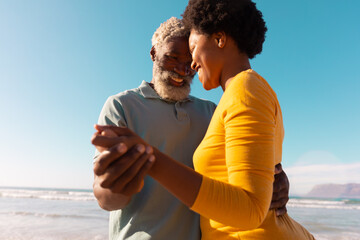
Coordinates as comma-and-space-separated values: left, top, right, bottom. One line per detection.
94, 127, 118, 153
92, 124, 148, 152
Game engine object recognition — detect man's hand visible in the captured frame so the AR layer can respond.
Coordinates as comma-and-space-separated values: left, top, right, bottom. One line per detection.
270, 163, 289, 216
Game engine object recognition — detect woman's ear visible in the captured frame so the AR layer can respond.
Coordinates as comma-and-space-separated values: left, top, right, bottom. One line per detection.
214, 32, 226, 48
150, 46, 156, 61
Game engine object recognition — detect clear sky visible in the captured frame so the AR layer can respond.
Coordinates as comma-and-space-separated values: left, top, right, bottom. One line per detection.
1, 0, 359, 195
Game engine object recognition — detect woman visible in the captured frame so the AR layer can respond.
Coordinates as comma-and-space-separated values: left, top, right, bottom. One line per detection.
93, 0, 315, 239
178, 0, 314, 238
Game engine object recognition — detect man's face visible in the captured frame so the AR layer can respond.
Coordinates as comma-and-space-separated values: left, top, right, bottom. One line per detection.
152, 36, 196, 101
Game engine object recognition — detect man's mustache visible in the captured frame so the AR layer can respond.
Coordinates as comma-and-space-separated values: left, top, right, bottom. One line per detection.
160, 67, 193, 84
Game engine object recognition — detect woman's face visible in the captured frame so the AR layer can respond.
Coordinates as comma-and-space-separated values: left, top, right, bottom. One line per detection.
189, 30, 223, 90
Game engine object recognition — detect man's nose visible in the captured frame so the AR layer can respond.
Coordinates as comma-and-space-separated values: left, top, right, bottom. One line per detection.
174, 63, 195, 76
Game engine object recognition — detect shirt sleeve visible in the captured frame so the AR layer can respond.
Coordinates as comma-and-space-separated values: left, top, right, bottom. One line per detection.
97, 95, 128, 127
93, 95, 128, 160
191, 73, 276, 230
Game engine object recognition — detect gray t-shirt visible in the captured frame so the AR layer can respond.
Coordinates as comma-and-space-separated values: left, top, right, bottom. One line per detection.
96, 81, 216, 240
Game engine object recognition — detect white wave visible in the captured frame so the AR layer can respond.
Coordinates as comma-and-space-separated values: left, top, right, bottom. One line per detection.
289, 199, 344, 205
288, 198, 360, 210
7, 211, 97, 219
0, 188, 96, 201
314, 232, 360, 240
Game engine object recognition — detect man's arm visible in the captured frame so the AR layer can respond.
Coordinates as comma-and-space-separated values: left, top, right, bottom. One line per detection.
92, 97, 154, 211
270, 163, 289, 216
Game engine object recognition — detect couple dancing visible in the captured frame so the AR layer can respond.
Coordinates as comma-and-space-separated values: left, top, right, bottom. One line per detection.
92, 0, 315, 239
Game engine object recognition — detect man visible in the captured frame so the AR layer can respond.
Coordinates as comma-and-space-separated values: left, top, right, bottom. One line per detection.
93, 17, 289, 240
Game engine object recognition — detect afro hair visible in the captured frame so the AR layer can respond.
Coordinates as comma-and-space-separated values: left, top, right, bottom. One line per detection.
182, 0, 267, 59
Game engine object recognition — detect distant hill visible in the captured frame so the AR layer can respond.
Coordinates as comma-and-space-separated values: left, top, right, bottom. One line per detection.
306, 183, 360, 199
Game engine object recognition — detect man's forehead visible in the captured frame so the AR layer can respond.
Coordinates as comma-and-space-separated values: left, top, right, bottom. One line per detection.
161, 36, 190, 53
167, 36, 188, 43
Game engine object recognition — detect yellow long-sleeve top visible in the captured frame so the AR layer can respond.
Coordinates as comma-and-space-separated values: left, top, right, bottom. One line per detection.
191, 70, 314, 239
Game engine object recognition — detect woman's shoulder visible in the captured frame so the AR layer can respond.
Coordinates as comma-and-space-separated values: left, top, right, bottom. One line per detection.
231, 69, 269, 91
224, 70, 268, 97
223, 69, 279, 108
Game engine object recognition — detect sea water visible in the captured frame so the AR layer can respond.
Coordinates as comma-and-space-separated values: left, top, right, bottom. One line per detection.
287, 197, 360, 240
1, 187, 359, 239
0, 187, 108, 240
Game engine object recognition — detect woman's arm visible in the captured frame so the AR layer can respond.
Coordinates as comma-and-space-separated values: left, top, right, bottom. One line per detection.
148, 147, 203, 207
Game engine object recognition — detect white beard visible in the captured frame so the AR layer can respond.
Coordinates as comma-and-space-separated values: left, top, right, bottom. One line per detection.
152, 61, 193, 102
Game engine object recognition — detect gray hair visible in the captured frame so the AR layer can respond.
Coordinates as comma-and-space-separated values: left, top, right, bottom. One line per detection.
151, 17, 189, 47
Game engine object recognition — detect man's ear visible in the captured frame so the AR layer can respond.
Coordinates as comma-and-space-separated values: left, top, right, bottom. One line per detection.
214, 32, 226, 48
150, 46, 156, 61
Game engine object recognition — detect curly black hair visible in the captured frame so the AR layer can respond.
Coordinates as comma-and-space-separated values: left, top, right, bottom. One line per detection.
182, 0, 267, 59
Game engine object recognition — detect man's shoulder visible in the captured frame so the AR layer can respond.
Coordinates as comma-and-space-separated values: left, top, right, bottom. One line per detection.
107, 86, 142, 102
188, 95, 217, 108
100, 86, 143, 115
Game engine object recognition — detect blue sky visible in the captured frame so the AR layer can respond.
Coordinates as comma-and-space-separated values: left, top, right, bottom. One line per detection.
1, 0, 359, 195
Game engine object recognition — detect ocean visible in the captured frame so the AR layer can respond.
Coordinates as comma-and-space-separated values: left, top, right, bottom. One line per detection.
1, 187, 359, 240
0, 187, 108, 240
287, 197, 360, 240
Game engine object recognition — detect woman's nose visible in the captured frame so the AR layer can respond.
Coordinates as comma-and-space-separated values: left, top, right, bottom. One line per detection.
190, 60, 197, 71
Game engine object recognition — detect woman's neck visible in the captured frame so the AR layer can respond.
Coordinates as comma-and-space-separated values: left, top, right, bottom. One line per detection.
219, 50, 251, 91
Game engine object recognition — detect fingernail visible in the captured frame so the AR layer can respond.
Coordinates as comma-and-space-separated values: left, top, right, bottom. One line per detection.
136, 144, 145, 153
146, 146, 153, 154
148, 155, 155, 163
103, 150, 111, 155
117, 143, 127, 153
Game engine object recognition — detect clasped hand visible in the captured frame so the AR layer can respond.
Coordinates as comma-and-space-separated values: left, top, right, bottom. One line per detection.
91, 124, 155, 196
